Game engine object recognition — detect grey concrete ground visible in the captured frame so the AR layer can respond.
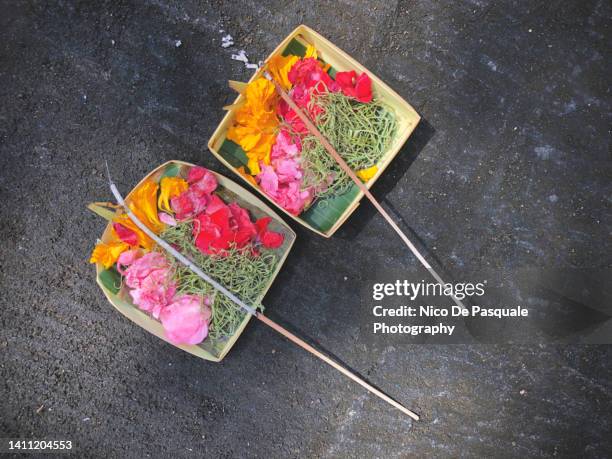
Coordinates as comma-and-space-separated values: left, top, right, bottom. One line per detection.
1, 1, 611, 457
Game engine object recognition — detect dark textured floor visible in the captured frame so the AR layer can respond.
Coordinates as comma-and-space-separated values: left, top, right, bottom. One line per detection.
1, 1, 611, 457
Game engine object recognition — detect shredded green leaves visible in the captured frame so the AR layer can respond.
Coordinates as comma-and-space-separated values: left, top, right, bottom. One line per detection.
301, 91, 397, 199
160, 222, 278, 341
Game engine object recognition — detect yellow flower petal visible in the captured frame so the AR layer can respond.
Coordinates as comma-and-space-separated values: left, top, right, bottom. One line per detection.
127, 180, 165, 234
247, 157, 261, 176
158, 176, 188, 213
227, 77, 279, 172
304, 45, 318, 59
356, 165, 378, 182
228, 125, 262, 152
109, 179, 165, 251
90, 241, 129, 269
267, 54, 299, 90
237, 166, 258, 186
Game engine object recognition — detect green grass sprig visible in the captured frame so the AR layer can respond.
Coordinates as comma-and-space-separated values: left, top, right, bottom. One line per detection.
160, 221, 278, 341
300, 91, 397, 199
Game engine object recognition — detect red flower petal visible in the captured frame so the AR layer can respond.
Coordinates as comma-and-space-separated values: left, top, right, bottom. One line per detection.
205, 194, 227, 215
288, 58, 338, 92
209, 207, 232, 230
255, 217, 284, 248
261, 231, 284, 248
229, 203, 257, 247
193, 211, 231, 256
187, 166, 207, 183
334, 70, 372, 102
113, 223, 139, 246
255, 216, 272, 235
335, 70, 356, 90
354, 72, 373, 103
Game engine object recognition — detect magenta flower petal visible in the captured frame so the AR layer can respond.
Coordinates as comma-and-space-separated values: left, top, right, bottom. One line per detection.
189, 167, 218, 196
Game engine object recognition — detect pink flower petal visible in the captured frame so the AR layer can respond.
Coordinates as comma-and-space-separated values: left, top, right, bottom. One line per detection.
275, 158, 302, 183
257, 164, 279, 198
128, 268, 176, 318
160, 294, 210, 345
123, 252, 170, 289
116, 249, 142, 274
205, 194, 226, 215
187, 166, 206, 183
158, 212, 177, 226
189, 168, 217, 195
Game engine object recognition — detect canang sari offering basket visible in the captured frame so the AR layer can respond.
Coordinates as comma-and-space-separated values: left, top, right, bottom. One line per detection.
89, 161, 420, 419
89, 161, 295, 362
208, 25, 420, 237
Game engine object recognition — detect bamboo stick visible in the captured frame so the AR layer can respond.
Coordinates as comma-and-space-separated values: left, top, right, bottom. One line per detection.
105, 167, 419, 420
257, 313, 419, 420
263, 71, 466, 311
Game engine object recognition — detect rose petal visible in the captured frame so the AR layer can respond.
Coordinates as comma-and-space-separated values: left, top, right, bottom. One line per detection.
170, 193, 195, 220
123, 252, 171, 289
158, 212, 177, 226
335, 70, 356, 89
262, 231, 284, 248
354, 72, 373, 103
255, 216, 284, 248
129, 268, 176, 319
116, 249, 142, 274
160, 294, 210, 345
205, 194, 227, 215
187, 166, 206, 183
257, 164, 279, 197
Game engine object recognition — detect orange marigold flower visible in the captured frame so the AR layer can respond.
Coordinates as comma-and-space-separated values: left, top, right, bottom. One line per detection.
227, 77, 279, 175
112, 179, 166, 249
237, 166, 258, 186
126, 180, 165, 233
90, 240, 129, 268
267, 54, 299, 90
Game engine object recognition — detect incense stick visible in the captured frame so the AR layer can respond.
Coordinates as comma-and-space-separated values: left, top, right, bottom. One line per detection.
263, 71, 466, 311
105, 167, 419, 420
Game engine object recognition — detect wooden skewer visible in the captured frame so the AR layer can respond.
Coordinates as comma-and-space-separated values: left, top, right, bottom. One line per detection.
263, 71, 466, 311
257, 313, 419, 420
106, 169, 420, 420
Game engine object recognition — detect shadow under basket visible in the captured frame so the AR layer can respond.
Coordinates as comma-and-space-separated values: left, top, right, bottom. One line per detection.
92, 161, 296, 362
208, 24, 420, 237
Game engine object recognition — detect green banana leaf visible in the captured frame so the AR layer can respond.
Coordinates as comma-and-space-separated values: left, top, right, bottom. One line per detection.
282, 38, 337, 78
300, 185, 360, 233
219, 139, 249, 169
161, 163, 181, 178
99, 267, 122, 295
282, 38, 307, 57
